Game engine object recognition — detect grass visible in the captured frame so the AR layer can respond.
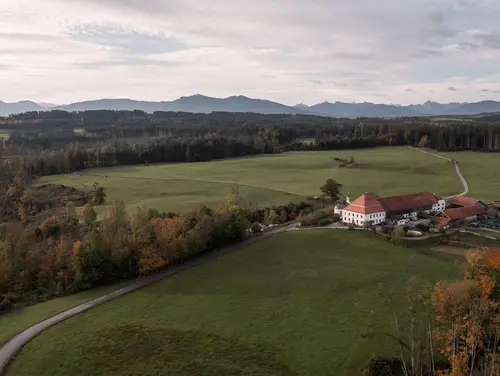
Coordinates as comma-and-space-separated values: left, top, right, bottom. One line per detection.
5, 230, 460, 376
435, 151, 500, 202
73, 128, 85, 135
39, 146, 463, 214
0, 130, 9, 139
0, 281, 131, 346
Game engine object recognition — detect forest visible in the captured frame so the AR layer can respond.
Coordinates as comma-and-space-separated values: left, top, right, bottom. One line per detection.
0, 110, 500, 184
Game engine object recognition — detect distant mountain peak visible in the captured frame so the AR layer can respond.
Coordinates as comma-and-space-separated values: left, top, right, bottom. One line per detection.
3, 96, 500, 118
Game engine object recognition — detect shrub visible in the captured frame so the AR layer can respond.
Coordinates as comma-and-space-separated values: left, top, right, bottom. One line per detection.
360, 356, 397, 376
251, 222, 262, 233
318, 218, 332, 227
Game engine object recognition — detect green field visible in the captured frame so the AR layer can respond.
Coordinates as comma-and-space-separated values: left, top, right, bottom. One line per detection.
5, 230, 460, 376
0, 129, 10, 139
0, 281, 131, 346
39, 147, 466, 214
436, 151, 500, 202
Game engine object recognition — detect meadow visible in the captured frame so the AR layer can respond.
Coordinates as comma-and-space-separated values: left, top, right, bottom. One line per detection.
4, 230, 460, 376
0, 281, 131, 346
39, 146, 468, 214
436, 150, 500, 202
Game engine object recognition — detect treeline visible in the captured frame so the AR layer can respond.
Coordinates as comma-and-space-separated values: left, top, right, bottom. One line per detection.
1, 110, 500, 182
0, 186, 313, 312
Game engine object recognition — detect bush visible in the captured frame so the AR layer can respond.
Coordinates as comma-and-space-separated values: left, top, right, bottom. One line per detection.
360, 356, 398, 376
318, 218, 333, 227
0, 297, 12, 313
251, 222, 262, 233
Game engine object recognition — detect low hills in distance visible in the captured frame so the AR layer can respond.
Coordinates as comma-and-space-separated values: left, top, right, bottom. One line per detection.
2, 95, 500, 118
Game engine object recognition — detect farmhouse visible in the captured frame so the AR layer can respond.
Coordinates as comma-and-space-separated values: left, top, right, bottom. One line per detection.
340, 192, 445, 227
448, 196, 487, 209
435, 205, 488, 227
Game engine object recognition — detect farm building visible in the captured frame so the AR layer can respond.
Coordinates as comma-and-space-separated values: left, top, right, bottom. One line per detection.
340, 192, 445, 227
435, 205, 488, 227
489, 201, 500, 210
448, 196, 487, 209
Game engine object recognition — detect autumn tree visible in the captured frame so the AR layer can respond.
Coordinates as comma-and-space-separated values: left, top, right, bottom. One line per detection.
418, 135, 429, 148
432, 248, 500, 375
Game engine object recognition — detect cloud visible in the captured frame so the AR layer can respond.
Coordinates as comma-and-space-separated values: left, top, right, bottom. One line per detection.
406, 88, 414, 92
481, 89, 489, 92
448, 86, 459, 91
66, 24, 186, 54
1, 0, 500, 105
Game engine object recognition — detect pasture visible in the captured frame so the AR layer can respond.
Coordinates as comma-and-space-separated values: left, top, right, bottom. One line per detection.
4, 230, 459, 376
39, 147, 466, 214
436, 150, 500, 202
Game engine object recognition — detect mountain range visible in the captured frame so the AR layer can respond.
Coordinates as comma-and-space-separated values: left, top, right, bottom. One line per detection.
2, 95, 500, 118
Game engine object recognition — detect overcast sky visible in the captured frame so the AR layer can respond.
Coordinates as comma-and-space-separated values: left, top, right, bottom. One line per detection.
1, 0, 500, 105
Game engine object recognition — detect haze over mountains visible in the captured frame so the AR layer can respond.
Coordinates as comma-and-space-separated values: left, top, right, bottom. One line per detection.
2, 95, 500, 118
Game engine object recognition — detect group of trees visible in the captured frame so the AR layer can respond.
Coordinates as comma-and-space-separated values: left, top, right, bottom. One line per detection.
431, 248, 500, 375
0, 179, 314, 312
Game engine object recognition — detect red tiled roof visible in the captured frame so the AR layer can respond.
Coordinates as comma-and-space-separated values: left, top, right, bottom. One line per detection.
442, 205, 487, 220
379, 192, 440, 213
490, 201, 500, 208
434, 217, 451, 227
449, 196, 482, 207
343, 193, 385, 214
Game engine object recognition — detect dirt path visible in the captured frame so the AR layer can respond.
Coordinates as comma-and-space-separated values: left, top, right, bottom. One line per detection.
407, 146, 469, 198
0, 224, 297, 373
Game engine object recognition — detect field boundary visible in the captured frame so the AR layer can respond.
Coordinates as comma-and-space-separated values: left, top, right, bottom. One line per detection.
76, 172, 305, 198
407, 146, 469, 198
0, 224, 297, 374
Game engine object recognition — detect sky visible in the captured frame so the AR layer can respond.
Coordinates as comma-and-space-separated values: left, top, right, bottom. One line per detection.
1, 0, 500, 105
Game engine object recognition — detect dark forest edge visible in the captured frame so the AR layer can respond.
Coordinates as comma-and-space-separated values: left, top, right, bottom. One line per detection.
0, 110, 499, 184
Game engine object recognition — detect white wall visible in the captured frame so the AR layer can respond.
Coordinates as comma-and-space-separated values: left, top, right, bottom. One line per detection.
342, 210, 386, 226
432, 200, 446, 213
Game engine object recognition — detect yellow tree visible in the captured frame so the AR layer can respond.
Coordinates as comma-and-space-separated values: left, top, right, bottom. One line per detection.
432, 248, 500, 375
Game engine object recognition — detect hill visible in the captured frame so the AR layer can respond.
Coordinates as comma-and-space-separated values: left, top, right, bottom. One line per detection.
3, 96, 500, 117
53, 95, 305, 115
0, 100, 45, 117
162, 94, 304, 114
309, 101, 420, 117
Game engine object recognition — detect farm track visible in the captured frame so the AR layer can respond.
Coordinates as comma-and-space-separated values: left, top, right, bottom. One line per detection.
407, 146, 469, 198
0, 224, 297, 374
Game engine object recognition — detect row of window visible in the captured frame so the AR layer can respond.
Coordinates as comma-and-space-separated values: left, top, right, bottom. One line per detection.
344, 211, 384, 219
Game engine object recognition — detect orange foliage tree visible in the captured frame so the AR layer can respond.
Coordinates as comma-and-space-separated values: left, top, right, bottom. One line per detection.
432, 248, 500, 375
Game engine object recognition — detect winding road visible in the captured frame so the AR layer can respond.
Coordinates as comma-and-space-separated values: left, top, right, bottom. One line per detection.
407, 146, 469, 198
0, 146, 471, 373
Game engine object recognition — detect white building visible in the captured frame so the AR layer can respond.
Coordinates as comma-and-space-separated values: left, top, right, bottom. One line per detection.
341, 193, 386, 226
339, 191, 445, 227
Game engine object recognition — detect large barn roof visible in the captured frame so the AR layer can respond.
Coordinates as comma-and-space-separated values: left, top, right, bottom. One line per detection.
379, 192, 440, 213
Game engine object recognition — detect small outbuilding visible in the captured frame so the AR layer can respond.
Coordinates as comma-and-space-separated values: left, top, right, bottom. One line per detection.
448, 196, 487, 209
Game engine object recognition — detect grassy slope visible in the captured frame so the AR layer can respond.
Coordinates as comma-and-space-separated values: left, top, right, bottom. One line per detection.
39, 147, 461, 213
0, 282, 131, 345
5, 230, 459, 376
438, 151, 500, 202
